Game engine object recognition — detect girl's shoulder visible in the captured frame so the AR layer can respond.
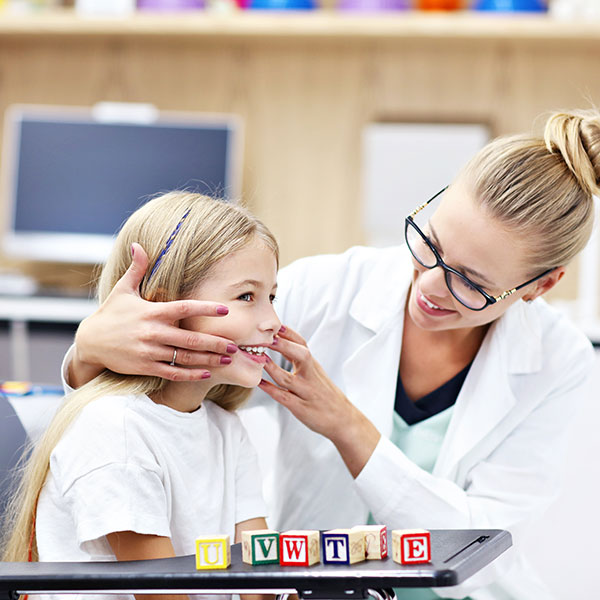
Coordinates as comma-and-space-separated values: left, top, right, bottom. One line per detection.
57, 393, 146, 453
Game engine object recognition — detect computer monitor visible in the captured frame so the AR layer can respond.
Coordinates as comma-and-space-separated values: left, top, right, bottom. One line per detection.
0, 103, 243, 264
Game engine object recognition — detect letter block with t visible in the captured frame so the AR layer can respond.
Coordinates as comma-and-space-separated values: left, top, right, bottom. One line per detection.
322, 529, 365, 565
351, 525, 388, 560
279, 530, 320, 566
195, 534, 231, 570
242, 529, 280, 565
392, 529, 431, 565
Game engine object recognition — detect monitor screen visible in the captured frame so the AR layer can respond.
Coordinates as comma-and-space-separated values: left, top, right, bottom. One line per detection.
1, 104, 243, 264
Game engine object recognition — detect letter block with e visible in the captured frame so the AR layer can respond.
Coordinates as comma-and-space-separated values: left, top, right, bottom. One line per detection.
279, 530, 320, 566
392, 529, 431, 565
322, 529, 365, 565
195, 534, 231, 570
351, 525, 388, 560
242, 529, 280, 565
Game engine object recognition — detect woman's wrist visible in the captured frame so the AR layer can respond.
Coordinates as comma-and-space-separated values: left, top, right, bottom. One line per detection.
330, 405, 381, 479
69, 319, 105, 389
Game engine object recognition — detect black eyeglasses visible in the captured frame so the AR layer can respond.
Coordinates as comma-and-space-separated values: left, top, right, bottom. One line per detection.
405, 187, 555, 311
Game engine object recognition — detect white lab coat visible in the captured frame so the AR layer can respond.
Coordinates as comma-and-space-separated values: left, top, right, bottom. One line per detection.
240, 244, 595, 600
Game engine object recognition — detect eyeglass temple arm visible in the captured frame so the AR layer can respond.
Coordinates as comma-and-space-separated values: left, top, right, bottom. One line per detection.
493, 268, 556, 303
408, 187, 448, 219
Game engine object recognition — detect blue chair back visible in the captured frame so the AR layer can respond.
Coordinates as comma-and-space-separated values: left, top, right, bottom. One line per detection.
0, 394, 29, 516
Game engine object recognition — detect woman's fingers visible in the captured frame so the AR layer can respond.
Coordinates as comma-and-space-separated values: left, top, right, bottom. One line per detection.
262, 359, 296, 392
111, 242, 149, 296
268, 334, 311, 367
151, 323, 238, 356
258, 378, 298, 406
151, 298, 232, 325
277, 325, 307, 347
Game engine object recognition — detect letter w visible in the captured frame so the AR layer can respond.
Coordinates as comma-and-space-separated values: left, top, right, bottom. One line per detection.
285, 539, 304, 559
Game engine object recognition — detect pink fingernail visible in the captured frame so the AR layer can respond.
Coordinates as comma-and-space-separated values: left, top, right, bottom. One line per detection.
271, 337, 279, 346
279, 326, 287, 333
220, 356, 232, 365
202, 372, 211, 379
131, 244, 135, 258
226, 344, 238, 354
217, 305, 229, 315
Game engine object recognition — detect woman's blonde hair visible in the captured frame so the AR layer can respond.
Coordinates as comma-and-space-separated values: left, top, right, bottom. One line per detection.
462, 109, 600, 272
1, 191, 279, 563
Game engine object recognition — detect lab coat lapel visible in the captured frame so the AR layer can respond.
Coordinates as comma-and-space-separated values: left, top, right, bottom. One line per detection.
341, 248, 411, 438
433, 301, 543, 480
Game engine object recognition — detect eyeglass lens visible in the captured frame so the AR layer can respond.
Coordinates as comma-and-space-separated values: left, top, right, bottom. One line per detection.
405, 221, 488, 310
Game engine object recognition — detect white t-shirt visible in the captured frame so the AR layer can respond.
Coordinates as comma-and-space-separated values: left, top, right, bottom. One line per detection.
36, 393, 266, 598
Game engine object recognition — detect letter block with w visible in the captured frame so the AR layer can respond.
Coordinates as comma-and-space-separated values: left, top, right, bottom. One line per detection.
279, 530, 320, 566
195, 534, 231, 570
242, 529, 280, 565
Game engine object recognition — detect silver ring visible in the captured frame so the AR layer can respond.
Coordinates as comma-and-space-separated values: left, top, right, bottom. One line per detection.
170, 348, 178, 367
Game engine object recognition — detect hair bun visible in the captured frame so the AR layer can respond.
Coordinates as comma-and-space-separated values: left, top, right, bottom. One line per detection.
544, 110, 600, 198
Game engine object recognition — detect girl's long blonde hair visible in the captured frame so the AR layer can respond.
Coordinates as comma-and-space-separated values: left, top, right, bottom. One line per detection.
462, 109, 600, 272
1, 192, 279, 563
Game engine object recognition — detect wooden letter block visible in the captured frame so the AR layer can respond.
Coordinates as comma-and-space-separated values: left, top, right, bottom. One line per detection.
322, 529, 365, 565
279, 530, 320, 566
392, 529, 431, 565
351, 525, 388, 560
195, 534, 231, 570
242, 529, 280, 565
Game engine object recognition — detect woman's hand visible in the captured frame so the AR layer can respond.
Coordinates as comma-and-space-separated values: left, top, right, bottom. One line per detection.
259, 327, 381, 478
69, 243, 239, 388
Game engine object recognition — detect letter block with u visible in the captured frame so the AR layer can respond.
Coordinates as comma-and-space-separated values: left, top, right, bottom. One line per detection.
279, 530, 320, 566
195, 534, 231, 570
242, 529, 280, 565
391, 529, 431, 565
322, 529, 365, 565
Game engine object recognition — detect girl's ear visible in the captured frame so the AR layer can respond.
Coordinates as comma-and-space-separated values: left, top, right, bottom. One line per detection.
522, 267, 566, 302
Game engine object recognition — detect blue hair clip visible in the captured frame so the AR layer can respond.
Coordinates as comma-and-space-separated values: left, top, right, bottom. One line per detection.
146, 208, 192, 283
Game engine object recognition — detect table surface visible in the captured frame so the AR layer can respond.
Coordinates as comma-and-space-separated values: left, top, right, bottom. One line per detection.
0, 529, 512, 598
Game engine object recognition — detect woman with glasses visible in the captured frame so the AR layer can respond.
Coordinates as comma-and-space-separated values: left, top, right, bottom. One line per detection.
64, 110, 598, 600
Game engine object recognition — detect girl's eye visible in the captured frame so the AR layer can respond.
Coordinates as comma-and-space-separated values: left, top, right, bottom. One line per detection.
238, 293, 253, 302
270, 294, 277, 304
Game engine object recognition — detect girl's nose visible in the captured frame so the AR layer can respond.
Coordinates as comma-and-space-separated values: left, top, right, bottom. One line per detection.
260, 304, 282, 335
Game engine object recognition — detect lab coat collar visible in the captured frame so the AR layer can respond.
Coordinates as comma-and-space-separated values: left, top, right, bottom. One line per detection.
433, 299, 544, 479
348, 246, 413, 333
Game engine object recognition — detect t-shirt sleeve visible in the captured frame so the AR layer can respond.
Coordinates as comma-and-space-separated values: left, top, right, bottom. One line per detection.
233, 421, 268, 524
62, 462, 171, 551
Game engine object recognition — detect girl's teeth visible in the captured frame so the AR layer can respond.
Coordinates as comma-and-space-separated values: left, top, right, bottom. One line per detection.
240, 346, 266, 355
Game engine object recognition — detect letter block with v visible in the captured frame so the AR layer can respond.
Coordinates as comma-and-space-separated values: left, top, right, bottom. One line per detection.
279, 530, 320, 566
195, 534, 231, 570
242, 529, 280, 565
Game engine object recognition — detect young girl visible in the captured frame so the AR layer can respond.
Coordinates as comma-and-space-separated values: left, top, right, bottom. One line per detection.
2, 192, 281, 595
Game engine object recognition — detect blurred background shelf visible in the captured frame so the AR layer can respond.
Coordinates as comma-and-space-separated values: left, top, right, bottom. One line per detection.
0, 7, 598, 321
1, 12, 600, 40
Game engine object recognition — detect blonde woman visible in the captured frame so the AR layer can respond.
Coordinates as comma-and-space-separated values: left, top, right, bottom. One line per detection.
65, 110, 597, 600
2, 193, 281, 600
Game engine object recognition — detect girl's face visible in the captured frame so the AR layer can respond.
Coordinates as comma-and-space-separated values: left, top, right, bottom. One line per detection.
181, 239, 280, 389
406, 178, 548, 333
